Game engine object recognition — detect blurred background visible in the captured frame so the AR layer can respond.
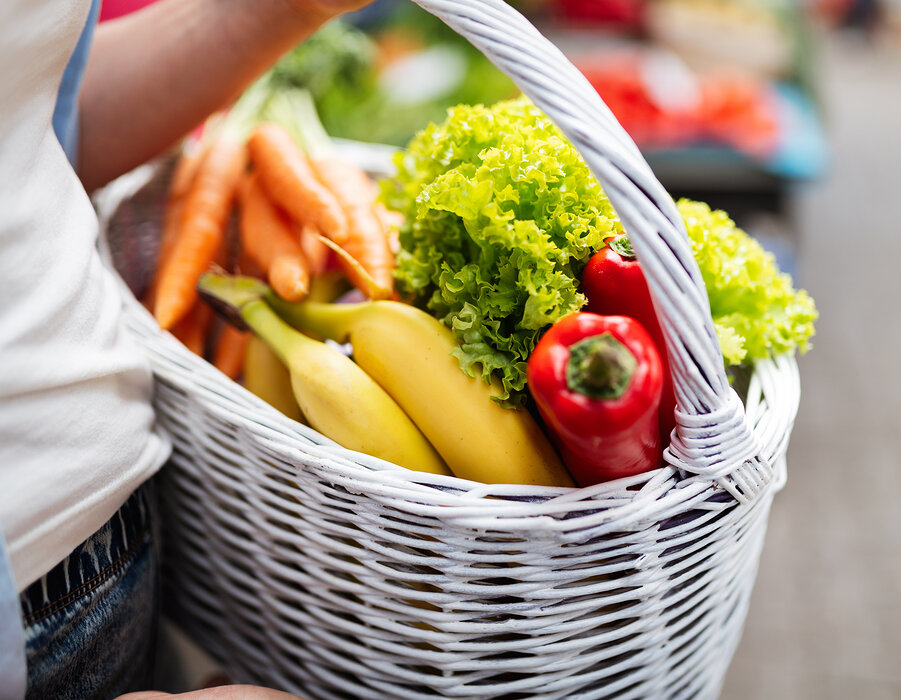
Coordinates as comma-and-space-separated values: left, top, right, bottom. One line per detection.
100, 0, 901, 697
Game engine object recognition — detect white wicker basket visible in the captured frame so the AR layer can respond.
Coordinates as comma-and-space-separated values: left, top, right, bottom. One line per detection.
100, 1, 802, 697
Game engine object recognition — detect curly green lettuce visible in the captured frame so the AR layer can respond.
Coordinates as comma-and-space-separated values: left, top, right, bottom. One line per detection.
382, 97, 622, 406
678, 199, 818, 366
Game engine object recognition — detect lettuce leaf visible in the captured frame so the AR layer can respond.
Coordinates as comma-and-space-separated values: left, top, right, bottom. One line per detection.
382, 97, 622, 406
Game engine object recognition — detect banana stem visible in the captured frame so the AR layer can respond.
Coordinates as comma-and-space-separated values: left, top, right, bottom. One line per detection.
197, 274, 269, 312
197, 273, 313, 364
239, 299, 317, 367
265, 295, 371, 343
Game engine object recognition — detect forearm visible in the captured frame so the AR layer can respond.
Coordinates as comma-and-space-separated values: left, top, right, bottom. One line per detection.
77, 0, 336, 192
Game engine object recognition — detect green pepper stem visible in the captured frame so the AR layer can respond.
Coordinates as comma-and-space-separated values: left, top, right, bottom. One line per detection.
609, 234, 636, 260
566, 333, 637, 399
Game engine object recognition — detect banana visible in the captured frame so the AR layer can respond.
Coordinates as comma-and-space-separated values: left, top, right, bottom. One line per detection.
267, 295, 574, 488
243, 335, 305, 424
198, 274, 451, 476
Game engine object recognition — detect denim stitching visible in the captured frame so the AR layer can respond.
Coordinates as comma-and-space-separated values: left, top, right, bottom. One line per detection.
23, 523, 149, 627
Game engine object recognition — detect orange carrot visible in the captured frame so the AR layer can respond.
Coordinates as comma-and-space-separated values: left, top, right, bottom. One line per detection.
154, 131, 247, 330
143, 138, 211, 310
336, 230, 394, 300
213, 324, 250, 380
247, 123, 348, 244
313, 156, 380, 203
268, 254, 311, 302
313, 234, 380, 296
312, 157, 394, 299
169, 136, 209, 200
374, 202, 404, 255
170, 301, 214, 357
238, 173, 310, 301
297, 222, 331, 277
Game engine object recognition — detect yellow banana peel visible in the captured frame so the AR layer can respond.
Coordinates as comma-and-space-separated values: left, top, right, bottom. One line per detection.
198, 274, 450, 477
268, 296, 573, 488
243, 334, 305, 424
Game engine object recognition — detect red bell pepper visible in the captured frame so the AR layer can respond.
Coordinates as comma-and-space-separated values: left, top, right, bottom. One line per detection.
527, 313, 663, 486
581, 234, 677, 445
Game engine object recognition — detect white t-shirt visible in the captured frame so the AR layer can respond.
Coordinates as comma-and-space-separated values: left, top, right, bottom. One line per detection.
0, 0, 171, 591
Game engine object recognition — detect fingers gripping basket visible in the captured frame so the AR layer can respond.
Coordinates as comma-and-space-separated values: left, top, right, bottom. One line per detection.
105, 1, 801, 697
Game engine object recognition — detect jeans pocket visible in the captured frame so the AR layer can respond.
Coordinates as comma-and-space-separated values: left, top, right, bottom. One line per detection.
21, 487, 160, 700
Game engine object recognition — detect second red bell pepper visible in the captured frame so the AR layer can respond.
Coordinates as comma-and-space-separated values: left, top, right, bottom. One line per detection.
581, 233, 677, 444
527, 313, 663, 486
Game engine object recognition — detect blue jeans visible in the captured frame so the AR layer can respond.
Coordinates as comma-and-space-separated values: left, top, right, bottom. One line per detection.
19, 483, 160, 700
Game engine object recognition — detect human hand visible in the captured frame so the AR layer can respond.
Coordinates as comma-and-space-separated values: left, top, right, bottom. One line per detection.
116, 685, 302, 699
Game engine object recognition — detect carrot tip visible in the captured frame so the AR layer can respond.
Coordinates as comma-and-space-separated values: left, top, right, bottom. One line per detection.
155, 291, 196, 331
273, 282, 309, 303
155, 309, 176, 332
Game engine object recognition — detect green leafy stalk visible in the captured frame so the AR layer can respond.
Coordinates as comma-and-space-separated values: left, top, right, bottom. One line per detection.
261, 87, 334, 160
211, 76, 272, 146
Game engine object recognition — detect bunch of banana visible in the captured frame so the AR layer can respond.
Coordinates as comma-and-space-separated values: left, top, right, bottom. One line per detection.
199, 274, 449, 476
242, 269, 350, 424
198, 273, 573, 488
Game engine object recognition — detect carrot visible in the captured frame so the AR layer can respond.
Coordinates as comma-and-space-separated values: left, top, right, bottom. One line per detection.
248, 123, 348, 244
238, 173, 311, 301
268, 254, 311, 302
374, 202, 404, 255
169, 136, 209, 200
313, 234, 379, 294
313, 156, 381, 203
170, 300, 214, 357
213, 324, 250, 380
336, 229, 394, 300
312, 157, 395, 299
154, 130, 247, 330
297, 222, 330, 277
143, 137, 211, 310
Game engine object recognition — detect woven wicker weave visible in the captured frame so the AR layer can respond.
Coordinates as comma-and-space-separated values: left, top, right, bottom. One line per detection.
99, 1, 802, 697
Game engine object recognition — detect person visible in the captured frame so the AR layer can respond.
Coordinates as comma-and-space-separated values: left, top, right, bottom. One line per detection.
0, 0, 373, 697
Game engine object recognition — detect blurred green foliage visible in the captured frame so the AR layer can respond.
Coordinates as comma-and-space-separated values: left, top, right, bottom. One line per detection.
263, 9, 518, 146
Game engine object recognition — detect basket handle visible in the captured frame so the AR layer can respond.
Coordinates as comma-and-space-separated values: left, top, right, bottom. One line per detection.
411, 0, 770, 502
